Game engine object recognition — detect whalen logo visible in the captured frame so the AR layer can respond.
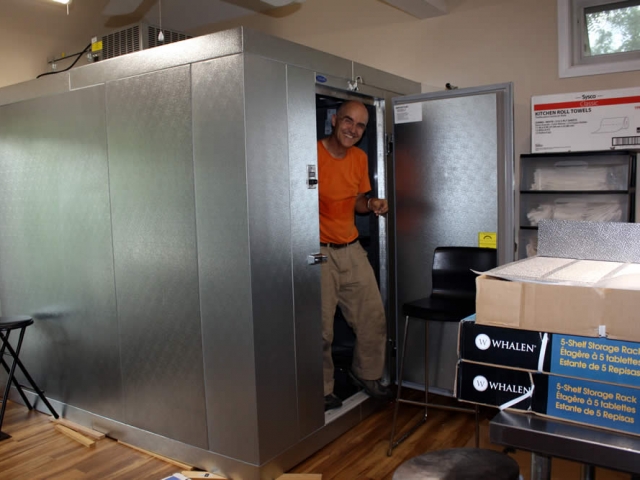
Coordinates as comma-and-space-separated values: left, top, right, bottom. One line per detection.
472, 375, 533, 395
475, 334, 491, 350
473, 375, 488, 392
488, 382, 532, 395
485, 338, 536, 353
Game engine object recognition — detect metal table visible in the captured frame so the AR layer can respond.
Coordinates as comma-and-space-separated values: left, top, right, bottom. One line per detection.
489, 411, 640, 480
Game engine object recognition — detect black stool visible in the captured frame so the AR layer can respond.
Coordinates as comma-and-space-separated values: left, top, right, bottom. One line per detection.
393, 448, 520, 480
0, 315, 59, 441
388, 247, 497, 455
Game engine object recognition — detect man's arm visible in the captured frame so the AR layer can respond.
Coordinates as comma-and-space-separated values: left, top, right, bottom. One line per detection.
355, 193, 388, 216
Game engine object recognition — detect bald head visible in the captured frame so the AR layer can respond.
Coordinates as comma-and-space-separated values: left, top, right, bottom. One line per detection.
336, 101, 369, 124
328, 100, 368, 152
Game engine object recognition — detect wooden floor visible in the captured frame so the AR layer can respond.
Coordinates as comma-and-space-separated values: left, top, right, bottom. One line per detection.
0, 397, 632, 480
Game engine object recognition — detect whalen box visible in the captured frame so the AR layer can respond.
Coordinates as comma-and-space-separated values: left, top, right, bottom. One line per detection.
456, 361, 640, 437
532, 87, 640, 153
458, 316, 640, 390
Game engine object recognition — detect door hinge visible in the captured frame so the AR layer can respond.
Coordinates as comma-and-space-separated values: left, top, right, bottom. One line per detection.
385, 133, 394, 156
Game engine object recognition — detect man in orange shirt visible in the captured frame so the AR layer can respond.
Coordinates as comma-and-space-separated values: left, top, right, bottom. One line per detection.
318, 100, 392, 411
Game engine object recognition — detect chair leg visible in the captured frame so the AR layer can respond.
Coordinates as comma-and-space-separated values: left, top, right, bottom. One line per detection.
0, 357, 33, 410
388, 315, 411, 456
0, 329, 26, 438
0, 331, 32, 409
0, 330, 59, 420
424, 320, 429, 418
475, 404, 480, 448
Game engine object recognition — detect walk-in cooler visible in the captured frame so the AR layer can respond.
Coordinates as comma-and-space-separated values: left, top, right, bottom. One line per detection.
0, 26, 514, 479
0, 27, 418, 479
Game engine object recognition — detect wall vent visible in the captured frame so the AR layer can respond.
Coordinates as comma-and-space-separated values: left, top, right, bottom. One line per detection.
99, 23, 191, 60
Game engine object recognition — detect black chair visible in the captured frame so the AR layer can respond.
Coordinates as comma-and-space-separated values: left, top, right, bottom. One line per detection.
0, 315, 59, 441
388, 247, 497, 455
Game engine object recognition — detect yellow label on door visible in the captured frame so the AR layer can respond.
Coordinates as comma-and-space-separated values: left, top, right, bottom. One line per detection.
91, 40, 103, 52
478, 232, 497, 249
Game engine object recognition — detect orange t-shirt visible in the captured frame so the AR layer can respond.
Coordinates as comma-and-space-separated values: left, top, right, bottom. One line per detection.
317, 140, 371, 244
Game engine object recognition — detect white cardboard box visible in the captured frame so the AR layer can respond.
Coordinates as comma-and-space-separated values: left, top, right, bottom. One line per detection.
532, 87, 640, 153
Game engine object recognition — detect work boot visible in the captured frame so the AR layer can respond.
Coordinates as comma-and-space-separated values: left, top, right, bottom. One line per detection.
324, 393, 343, 411
348, 370, 394, 400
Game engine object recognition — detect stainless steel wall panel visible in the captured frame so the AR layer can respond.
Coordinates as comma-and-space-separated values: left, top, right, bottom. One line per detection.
244, 54, 298, 463
394, 93, 499, 393
106, 65, 207, 448
0, 86, 123, 419
192, 54, 260, 464
0, 73, 70, 106
353, 63, 420, 96
243, 28, 352, 81
71, 28, 243, 90
286, 65, 324, 438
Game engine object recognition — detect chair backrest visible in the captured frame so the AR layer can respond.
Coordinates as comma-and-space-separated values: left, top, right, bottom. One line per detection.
431, 246, 497, 301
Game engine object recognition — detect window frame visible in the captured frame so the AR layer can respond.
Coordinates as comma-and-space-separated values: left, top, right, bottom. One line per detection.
558, 0, 640, 77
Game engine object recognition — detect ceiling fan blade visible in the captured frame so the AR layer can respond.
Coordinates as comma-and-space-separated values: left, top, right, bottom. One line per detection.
102, 0, 148, 16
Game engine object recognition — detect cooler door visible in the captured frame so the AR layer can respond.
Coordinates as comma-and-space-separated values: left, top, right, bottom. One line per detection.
392, 83, 515, 394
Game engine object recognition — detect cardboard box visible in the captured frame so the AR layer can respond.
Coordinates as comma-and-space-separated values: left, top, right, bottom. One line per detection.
532, 87, 640, 153
459, 316, 640, 389
477, 219, 640, 343
475, 273, 640, 343
456, 361, 640, 437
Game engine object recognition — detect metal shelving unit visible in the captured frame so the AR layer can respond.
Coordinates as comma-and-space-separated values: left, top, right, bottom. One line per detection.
518, 150, 637, 259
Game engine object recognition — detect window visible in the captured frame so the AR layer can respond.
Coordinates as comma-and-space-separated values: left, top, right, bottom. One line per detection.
558, 0, 640, 77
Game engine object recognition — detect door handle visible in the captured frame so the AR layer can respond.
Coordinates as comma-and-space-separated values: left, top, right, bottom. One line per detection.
307, 253, 327, 265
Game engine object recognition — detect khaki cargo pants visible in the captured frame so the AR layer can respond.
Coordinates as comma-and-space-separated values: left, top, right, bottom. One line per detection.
321, 241, 387, 396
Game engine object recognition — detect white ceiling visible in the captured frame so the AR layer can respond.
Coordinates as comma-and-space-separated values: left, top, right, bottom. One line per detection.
5, 0, 287, 43
6, 0, 448, 45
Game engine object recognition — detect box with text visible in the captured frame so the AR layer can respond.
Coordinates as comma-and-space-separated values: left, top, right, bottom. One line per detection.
532, 87, 640, 153
458, 317, 640, 389
456, 361, 640, 437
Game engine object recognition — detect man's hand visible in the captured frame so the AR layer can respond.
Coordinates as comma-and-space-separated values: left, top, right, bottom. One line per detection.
368, 198, 388, 216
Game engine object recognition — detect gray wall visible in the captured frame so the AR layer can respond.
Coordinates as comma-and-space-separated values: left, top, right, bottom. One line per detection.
0, 86, 123, 420
107, 65, 208, 448
0, 67, 209, 448
0, 51, 326, 467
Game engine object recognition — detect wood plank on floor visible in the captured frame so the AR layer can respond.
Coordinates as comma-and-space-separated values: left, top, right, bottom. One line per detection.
0, 401, 177, 480
0, 395, 635, 480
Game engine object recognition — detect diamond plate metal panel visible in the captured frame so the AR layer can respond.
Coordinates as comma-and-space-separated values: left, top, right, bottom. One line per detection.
394, 92, 500, 393
106, 65, 207, 449
0, 73, 70, 107
287, 65, 324, 438
192, 54, 259, 464
353, 63, 421, 96
0, 86, 123, 420
243, 29, 352, 81
539, 219, 640, 262
244, 54, 298, 464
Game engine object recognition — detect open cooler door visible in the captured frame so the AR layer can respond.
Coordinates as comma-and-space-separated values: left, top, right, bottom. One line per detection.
392, 83, 515, 395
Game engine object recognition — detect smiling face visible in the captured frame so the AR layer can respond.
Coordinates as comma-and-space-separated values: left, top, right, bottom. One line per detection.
331, 101, 369, 150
